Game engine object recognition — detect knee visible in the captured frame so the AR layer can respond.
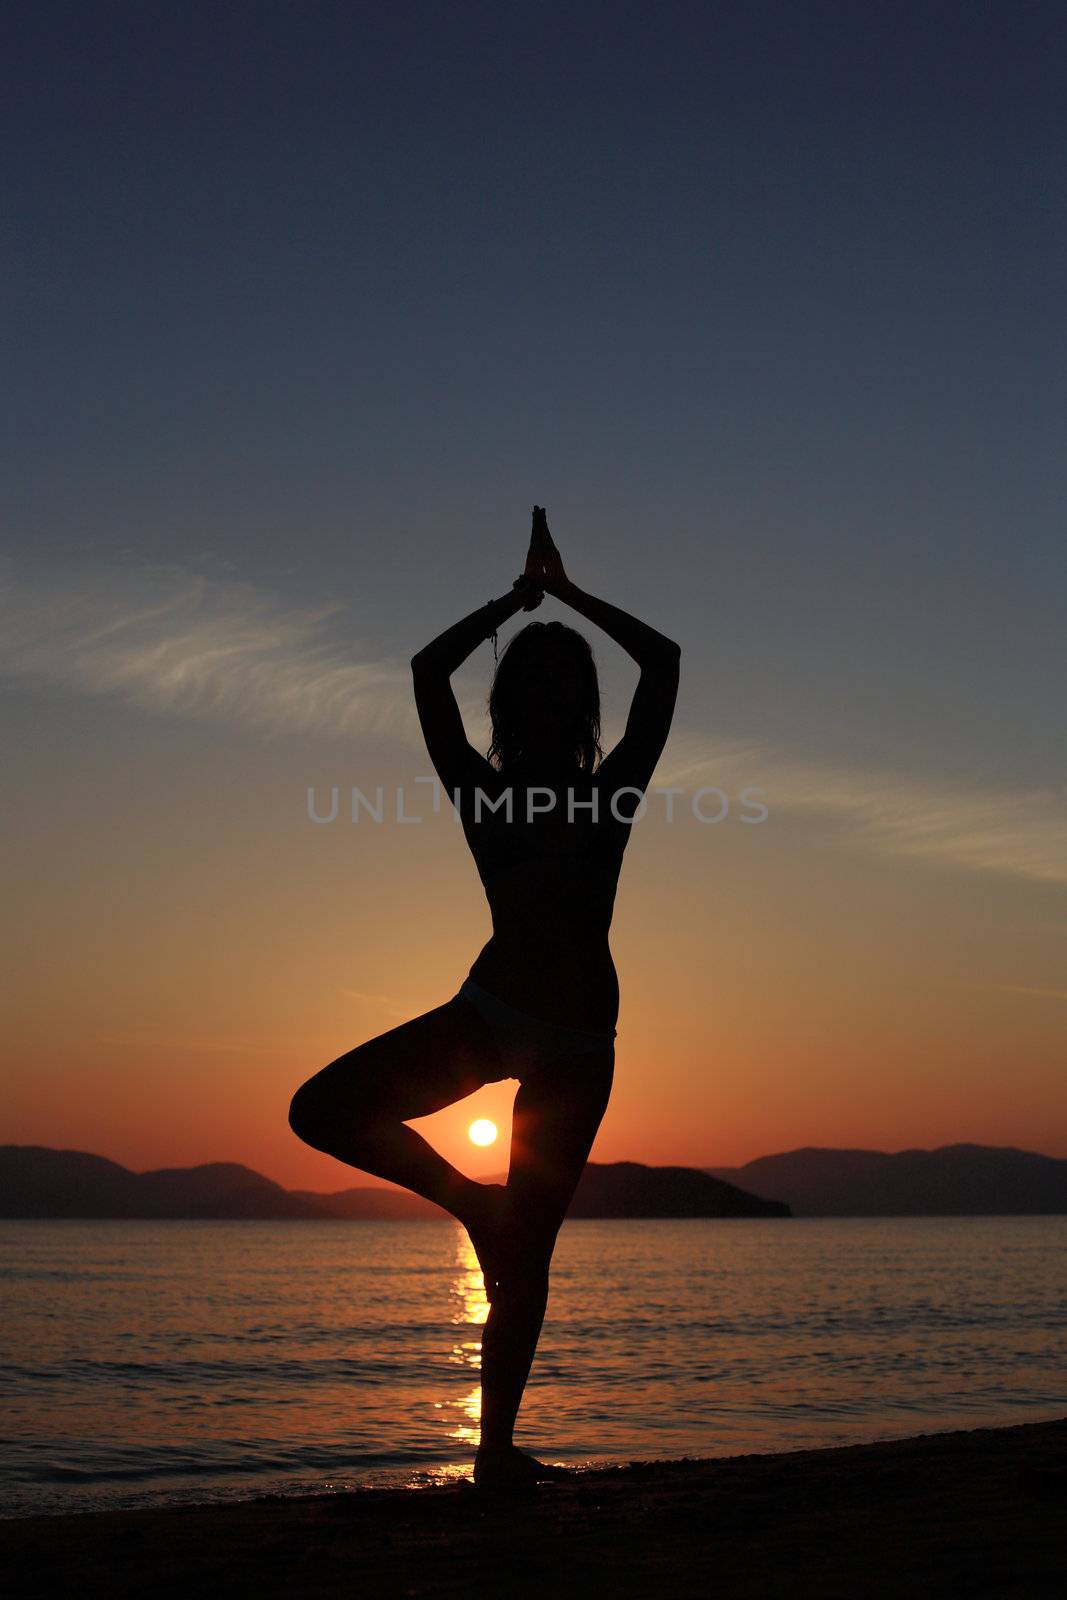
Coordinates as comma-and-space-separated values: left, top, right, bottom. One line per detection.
288, 1081, 327, 1148
288, 1068, 384, 1152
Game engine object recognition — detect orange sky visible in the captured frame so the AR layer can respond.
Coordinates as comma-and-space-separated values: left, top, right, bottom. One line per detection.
4, 0, 1066, 1197
5, 696, 1065, 1192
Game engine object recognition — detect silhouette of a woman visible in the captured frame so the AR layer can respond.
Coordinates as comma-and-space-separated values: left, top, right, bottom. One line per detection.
289, 507, 680, 1488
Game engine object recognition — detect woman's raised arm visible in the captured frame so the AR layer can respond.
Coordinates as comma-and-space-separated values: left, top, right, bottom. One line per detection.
531, 507, 681, 793
410, 574, 542, 793
565, 583, 680, 795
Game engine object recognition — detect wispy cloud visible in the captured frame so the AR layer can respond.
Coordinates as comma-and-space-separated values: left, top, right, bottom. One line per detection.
0, 552, 454, 746
3, 554, 1063, 888
338, 988, 410, 1019
656, 733, 1067, 888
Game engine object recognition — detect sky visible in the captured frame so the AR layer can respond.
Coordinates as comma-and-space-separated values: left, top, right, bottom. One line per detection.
3, 0, 1065, 1190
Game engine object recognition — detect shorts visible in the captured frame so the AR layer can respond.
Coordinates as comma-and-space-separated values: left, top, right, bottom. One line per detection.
457, 976, 616, 1078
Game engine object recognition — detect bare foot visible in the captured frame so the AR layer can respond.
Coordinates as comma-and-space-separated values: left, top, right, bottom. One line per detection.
463, 1182, 512, 1302
474, 1443, 576, 1489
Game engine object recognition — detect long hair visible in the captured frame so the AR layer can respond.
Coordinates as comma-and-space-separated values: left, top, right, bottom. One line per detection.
487, 621, 603, 776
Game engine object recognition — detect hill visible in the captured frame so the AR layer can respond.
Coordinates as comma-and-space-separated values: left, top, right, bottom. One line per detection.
568, 1160, 789, 1218
0, 1147, 788, 1220
705, 1143, 1067, 1216
8, 1142, 1062, 1220
0, 1146, 328, 1219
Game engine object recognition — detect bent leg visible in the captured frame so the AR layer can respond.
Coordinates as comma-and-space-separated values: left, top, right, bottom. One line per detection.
288, 994, 508, 1221
477, 1046, 615, 1470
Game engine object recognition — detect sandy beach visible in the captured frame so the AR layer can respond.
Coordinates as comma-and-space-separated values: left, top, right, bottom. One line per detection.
4, 1417, 1064, 1598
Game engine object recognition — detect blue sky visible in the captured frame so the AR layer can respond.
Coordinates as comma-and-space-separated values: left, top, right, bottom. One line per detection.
5, 1, 1063, 783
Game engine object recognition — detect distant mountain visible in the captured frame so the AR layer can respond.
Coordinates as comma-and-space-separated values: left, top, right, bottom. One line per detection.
8, 1142, 1062, 1220
0, 1147, 788, 1220
705, 1144, 1067, 1216
0, 1147, 327, 1219
568, 1161, 789, 1218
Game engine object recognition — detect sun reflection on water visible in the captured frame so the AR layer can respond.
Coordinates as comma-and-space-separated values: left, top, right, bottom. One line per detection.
450, 1229, 490, 1329
430, 1225, 488, 1454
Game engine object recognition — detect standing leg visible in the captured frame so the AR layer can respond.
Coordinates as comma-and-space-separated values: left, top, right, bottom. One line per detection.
475, 1045, 615, 1487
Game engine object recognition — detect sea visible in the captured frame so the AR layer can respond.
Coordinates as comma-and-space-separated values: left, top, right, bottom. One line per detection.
2, 1215, 1064, 1519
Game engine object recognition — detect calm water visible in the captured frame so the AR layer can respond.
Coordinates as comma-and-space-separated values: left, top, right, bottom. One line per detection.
1, 1216, 1064, 1518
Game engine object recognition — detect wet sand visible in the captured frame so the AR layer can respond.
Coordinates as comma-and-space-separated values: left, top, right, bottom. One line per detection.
4, 1417, 1065, 1598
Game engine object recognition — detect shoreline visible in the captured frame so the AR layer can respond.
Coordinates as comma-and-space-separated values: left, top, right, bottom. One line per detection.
5, 1416, 1065, 1597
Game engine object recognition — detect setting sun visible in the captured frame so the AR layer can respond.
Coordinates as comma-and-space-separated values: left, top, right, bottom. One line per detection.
468, 1119, 498, 1147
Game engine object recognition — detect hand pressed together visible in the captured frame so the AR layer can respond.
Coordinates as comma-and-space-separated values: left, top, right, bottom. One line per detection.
525, 504, 571, 598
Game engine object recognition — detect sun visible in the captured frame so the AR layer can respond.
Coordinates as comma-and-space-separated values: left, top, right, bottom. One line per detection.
468, 1118, 498, 1147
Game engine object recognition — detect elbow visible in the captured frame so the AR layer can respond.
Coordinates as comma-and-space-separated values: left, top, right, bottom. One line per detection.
640, 637, 680, 681
657, 638, 681, 679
